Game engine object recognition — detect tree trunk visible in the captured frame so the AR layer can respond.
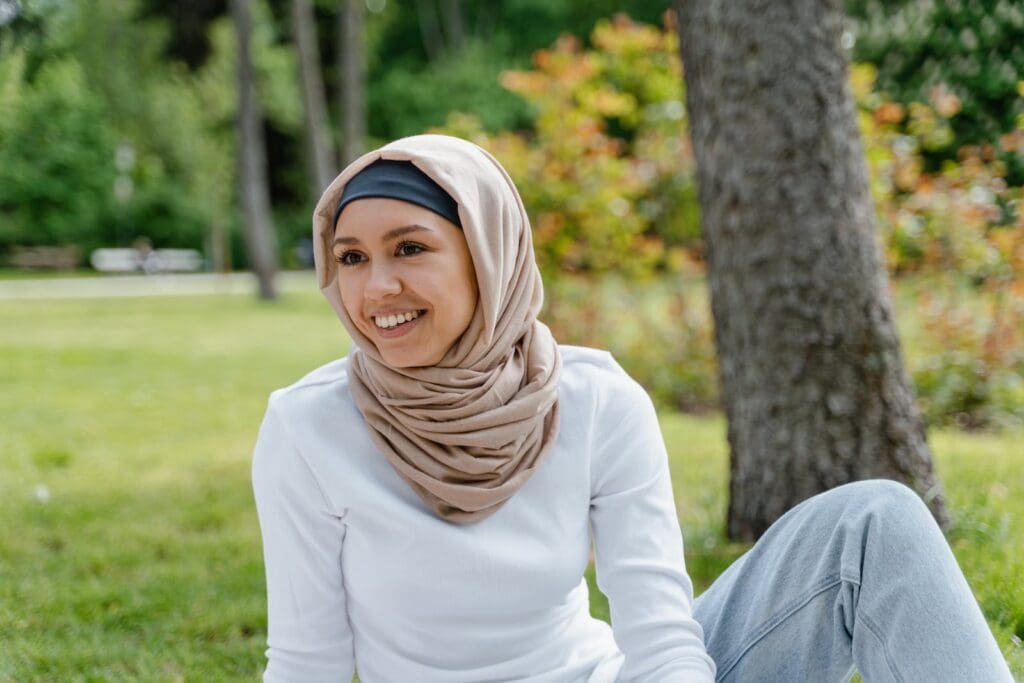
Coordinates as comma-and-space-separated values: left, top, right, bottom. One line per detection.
230, 0, 277, 299
438, 0, 464, 52
292, 0, 337, 196
414, 0, 444, 62
338, 0, 366, 165
209, 215, 231, 273
674, 0, 949, 540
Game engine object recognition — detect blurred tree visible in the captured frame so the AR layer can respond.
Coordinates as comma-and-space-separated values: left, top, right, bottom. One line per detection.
675, 0, 949, 540
366, 0, 672, 139
137, 0, 228, 70
231, 0, 278, 297
292, 0, 336, 195
339, 0, 366, 164
412, 0, 465, 59
139, 0, 309, 246
135, 0, 307, 268
0, 54, 117, 255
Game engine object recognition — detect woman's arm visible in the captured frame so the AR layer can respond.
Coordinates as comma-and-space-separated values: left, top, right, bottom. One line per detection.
588, 369, 717, 682
252, 397, 355, 682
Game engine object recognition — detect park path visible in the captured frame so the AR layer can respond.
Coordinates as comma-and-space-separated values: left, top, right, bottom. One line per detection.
0, 271, 314, 301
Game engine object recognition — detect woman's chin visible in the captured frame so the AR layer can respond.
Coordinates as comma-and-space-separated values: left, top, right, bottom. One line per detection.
378, 344, 444, 369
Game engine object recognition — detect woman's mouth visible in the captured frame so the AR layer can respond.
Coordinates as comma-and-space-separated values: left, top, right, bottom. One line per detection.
372, 310, 424, 338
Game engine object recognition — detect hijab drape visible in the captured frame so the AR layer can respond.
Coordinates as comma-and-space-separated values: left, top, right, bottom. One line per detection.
312, 134, 561, 524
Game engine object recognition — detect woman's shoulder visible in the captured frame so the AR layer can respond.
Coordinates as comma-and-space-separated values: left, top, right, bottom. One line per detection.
557, 344, 650, 410
558, 343, 619, 372
265, 356, 357, 421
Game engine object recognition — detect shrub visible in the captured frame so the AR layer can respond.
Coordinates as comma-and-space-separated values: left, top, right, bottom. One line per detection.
909, 280, 1024, 430
544, 273, 719, 412
847, 0, 1024, 182
120, 180, 209, 250
437, 14, 699, 281
853, 64, 1022, 280
0, 55, 117, 255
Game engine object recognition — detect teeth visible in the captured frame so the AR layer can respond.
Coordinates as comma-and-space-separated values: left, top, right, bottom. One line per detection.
375, 310, 420, 329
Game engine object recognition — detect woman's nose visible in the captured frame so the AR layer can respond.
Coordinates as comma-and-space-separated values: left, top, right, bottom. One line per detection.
364, 262, 402, 299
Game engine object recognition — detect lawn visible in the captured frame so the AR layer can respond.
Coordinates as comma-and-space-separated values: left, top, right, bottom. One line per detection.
1, 285, 1021, 680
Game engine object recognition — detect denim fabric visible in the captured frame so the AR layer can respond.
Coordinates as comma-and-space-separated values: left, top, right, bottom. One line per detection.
692, 480, 1014, 682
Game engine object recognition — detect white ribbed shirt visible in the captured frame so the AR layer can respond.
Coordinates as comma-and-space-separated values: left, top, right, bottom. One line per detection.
252, 345, 716, 682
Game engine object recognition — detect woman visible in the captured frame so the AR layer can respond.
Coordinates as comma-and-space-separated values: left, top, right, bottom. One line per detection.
252, 134, 1013, 682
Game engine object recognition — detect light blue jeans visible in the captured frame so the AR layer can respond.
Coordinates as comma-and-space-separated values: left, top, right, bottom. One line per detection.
692, 480, 1015, 682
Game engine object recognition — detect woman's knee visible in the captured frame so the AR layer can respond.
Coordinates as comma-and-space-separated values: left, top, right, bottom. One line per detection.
842, 478, 929, 515
830, 479, 941, 547
803, 479, 936, 537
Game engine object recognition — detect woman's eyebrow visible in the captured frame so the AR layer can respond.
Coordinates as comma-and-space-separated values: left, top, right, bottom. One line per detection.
333, 224, 431, 247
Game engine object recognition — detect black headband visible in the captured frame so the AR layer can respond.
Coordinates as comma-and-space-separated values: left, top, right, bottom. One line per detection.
333, 159, 462, 230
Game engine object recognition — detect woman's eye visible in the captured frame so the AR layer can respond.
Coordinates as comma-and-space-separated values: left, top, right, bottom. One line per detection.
396, 242, 426, 257
334, 251, 364, 266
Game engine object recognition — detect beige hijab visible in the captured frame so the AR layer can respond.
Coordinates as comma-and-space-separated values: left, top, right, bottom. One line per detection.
313, 134, 562, 524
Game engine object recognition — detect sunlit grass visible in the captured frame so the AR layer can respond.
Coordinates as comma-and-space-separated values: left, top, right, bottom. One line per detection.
0, 291, 345, 680
0, 268, 106, 280
1, 286, 1020, 680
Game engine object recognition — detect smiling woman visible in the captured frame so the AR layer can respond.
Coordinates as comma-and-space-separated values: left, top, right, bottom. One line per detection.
249, 134, 1013, 683
332, 195, 477, 368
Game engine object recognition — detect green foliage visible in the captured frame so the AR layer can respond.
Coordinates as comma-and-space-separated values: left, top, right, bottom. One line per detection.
370, 37, 531, 139
0, 55, 117, 253
903, 278, 1024, 430
119, 181, 210, 249
0, 0, 311, 264
853, 64, 1024, 429
846, 0, 1024, 180
438, 16, 698, 280
853, 64, 1023, 283
364, 0, 673, 139
544, 274, 718, 413
248, 5, 303, 134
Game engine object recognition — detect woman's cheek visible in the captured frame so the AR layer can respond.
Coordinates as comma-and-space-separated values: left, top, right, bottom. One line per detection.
337, 280, 362, 326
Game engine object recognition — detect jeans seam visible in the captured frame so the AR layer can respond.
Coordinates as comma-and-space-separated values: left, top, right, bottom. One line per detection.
857, 609, 906, 683
717, 573, 844, 681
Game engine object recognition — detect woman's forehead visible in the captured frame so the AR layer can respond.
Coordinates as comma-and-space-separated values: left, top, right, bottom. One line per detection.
334, 197, 462, 240
333, 157, 462, 232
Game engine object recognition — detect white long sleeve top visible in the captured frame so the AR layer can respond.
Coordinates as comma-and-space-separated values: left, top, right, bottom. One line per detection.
252, 345, 716, 682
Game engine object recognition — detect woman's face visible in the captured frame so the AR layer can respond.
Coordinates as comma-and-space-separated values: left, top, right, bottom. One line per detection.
333, 197, 478, 368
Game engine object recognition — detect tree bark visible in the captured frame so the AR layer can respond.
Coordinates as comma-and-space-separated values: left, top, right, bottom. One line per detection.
674, 0, 948, 540
292, 0, 337, 196
230, 0, 277, 299
338, 0, 366, 165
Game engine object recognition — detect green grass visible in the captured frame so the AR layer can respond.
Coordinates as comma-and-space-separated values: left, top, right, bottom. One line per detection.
0, 268, 107, 280
1, 289, 1021, 680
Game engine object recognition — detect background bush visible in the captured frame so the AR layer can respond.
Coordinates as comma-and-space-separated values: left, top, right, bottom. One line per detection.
0, 56, 117, 256
847, 0, 1024, 182
438, 15, 1024, 429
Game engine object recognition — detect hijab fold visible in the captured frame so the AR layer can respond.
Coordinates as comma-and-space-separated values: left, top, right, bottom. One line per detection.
312, 135, 561, 524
